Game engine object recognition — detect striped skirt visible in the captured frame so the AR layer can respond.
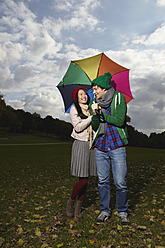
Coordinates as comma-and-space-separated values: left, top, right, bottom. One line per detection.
71, 140, 97, 177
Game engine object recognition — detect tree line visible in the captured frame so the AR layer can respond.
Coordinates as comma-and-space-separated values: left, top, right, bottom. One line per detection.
0, 93, 164, 148
0, 93, 72, 140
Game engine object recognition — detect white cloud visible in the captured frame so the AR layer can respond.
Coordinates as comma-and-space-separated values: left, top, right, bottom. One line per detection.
52, 0, 75, 11
26, 31, 63, 63
8, 99, 24, 109
132, 23, 165, 46
146, 23, 165, 45
0, 42, 23, 67
0, 67, 11, 89
4, 0, 36, 21
106, 48, 165, 81
153, 99, 165, 111
43, 0, 102, 37
157, 0, 165, 7
9, 89, 67, 120
14, 65, 37, 84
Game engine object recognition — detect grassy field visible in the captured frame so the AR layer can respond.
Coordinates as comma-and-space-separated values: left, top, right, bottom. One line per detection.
0, 136, 165, 247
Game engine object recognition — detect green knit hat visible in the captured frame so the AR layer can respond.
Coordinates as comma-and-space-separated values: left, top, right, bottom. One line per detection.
92, 72, 112, 89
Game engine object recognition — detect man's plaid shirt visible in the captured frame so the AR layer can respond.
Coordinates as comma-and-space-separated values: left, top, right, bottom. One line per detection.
95, 105, 125, 151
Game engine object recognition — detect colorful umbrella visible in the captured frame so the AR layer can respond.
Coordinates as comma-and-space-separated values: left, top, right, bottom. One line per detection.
57, 52, 133, 112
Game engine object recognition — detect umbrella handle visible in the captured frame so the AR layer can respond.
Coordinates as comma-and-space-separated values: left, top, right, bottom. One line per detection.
95, 109, 105, 123
95, 109, 100, 115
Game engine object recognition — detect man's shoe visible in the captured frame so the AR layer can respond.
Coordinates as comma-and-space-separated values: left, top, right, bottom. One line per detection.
96, 213, 110, 224
119, 216, 130, 226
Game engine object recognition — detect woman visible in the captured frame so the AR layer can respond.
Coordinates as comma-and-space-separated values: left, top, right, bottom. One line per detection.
66, 87, 97, 219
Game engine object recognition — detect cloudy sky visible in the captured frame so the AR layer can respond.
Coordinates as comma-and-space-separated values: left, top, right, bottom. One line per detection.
0, 0, 165, 136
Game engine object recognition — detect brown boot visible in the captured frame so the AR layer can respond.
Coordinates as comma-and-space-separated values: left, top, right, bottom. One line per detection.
66, 198, 74, 217
74, 200, 83, 219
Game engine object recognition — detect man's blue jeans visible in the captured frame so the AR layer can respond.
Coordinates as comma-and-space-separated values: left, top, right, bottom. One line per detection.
95, 146, 128, 217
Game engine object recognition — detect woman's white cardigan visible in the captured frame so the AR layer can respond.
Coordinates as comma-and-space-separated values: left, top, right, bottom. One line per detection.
70, 105, 92, 141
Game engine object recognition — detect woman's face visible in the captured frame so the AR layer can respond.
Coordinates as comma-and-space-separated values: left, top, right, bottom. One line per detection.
77, 89, 88, 104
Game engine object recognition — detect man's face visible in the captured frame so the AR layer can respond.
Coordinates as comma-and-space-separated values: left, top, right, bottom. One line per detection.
92, 84, 106, 99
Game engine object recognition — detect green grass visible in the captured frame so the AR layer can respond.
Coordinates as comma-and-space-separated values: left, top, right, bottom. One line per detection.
0, 133, 71, 144
0, 140, 165, 247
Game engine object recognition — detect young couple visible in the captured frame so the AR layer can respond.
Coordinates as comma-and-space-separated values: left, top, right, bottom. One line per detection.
66, 72, 130, 226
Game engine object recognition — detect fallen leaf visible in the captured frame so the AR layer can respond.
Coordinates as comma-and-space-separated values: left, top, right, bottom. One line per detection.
113, 210, 118, 216
95, 210, 100, 214
33, 214, 40, 218
24, 219, 31, 222
40, 215, 46, 219
57, 243, 63, 248
35, 227, 41, 237
93, 237, 99, 243
50, 234, 58, 239
157, 235, 162, 240
159, 209, 164, 214
35, 206, 43, 210
137, 225, 147, 230
146, 238, 152, 243
17, 239, 24, 246
70, 220, 75, 224
117, 224, 122, 231
92, 223, 97, 229
46, 227, 50, 232
17, 227, 23, 235
68, 229, 82, 235
150, 216, 155, 222
41, 244, 49, 248
120, 241, 128, 245
128, 226, 136, 232
161, 221, 165, 226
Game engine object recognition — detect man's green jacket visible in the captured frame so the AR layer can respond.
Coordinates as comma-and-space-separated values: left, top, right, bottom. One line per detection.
89, 91, 128, 148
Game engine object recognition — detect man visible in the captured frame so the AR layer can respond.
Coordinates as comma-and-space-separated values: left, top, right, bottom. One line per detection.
90, 72, 130, 226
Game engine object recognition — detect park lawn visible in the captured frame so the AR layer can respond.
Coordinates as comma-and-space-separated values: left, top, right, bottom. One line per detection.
0, 142, 164, 248
0, 133, 71, 144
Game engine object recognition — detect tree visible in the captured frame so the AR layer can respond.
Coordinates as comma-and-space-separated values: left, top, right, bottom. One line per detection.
0, 93, 6, 117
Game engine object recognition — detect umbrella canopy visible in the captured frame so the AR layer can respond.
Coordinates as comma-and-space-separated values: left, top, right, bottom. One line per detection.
57, 52, 133, 112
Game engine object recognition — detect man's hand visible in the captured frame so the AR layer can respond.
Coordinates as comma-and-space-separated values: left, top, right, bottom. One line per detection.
91, 103, 99, 115
91, 103, 101, 115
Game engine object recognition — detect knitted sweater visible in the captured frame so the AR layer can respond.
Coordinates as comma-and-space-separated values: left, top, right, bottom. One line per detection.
89, 91, 128, 148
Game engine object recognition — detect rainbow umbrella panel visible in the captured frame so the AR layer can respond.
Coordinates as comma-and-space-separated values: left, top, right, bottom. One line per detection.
57, 53, 133, 112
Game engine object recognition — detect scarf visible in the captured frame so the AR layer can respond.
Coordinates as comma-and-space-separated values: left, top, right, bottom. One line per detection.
95, 87, 115, 135
79, 103, 93, 148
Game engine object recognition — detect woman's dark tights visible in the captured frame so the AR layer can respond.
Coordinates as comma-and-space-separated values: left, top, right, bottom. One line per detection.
71, 177, 88, 201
